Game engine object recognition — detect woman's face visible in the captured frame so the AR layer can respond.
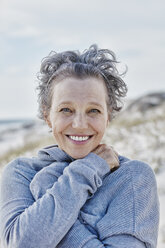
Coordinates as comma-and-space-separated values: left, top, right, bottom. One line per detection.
47, 76, 110, 159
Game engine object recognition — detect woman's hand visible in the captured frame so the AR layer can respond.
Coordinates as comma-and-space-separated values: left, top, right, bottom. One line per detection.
92, 144, 119, 171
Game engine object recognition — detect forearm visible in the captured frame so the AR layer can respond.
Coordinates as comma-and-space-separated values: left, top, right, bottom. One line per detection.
0, 153, 109, 248
57, 220, 146, 248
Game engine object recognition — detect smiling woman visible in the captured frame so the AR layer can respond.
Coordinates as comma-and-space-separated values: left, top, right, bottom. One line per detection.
0, 45, 159, 248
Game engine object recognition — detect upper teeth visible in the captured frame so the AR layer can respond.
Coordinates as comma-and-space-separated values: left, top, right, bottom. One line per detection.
69, 136, 90, 141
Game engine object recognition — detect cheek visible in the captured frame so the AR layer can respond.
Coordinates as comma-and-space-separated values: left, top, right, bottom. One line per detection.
51, 117, 69, 134
92, 118, 107, 135
52, 122, 63, 135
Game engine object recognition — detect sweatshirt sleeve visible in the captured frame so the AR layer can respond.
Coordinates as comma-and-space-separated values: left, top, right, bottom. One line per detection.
0, 153, 109, 248
57, 160, 159, 248
57, 220, 146, 248
95, 161, 159, 248
30, 161, 68, 200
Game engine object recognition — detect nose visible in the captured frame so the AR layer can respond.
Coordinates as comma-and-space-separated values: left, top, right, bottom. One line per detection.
72, 113, 88, 129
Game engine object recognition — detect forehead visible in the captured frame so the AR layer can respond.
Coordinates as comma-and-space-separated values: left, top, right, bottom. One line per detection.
52, 77, 108, 104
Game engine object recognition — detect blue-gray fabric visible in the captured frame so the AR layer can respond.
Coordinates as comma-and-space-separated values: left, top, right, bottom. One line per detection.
0, 145, 159, 248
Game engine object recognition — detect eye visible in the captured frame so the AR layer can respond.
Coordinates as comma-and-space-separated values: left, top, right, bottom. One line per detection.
60, 108, 72, 113
89, 109, 101, 114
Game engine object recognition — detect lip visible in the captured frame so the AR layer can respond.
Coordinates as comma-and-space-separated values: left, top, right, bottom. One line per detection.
66, 134, 94, 136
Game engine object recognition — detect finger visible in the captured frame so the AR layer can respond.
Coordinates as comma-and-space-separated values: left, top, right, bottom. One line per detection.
110, 159, 119, 169
108, 145, 119, 155
113, 152, 119, 164
110, 158, 119, 169
92, 144, 106, 154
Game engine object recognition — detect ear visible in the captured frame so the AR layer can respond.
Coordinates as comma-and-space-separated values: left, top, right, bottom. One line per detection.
46, 118, 52, 128
106, 109, 111, 126
106, 118, 110, 127
44, 113, 52, 128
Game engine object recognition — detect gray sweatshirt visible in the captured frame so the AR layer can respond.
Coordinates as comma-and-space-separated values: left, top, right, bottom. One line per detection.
0, 145, 159, 247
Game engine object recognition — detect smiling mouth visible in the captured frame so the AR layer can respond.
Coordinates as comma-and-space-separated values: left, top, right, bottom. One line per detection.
66, 135, 93, 142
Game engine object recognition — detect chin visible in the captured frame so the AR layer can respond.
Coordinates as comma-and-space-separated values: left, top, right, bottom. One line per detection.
69, 151, 91, 160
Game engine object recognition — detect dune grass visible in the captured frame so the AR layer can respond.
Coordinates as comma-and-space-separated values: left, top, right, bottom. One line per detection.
0, 135, 54, 167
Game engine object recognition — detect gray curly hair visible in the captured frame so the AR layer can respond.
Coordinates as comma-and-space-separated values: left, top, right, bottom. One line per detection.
37, 44, 127, 120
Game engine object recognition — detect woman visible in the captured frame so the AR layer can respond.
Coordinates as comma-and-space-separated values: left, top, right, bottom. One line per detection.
0, 45, 159, 247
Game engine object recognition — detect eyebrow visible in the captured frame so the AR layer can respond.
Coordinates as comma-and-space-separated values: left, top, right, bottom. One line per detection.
88, 102, 104, 108
58, 101, 104, 108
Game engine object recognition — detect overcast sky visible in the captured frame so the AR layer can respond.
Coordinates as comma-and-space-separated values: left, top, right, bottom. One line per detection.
0, 0, 165, 119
